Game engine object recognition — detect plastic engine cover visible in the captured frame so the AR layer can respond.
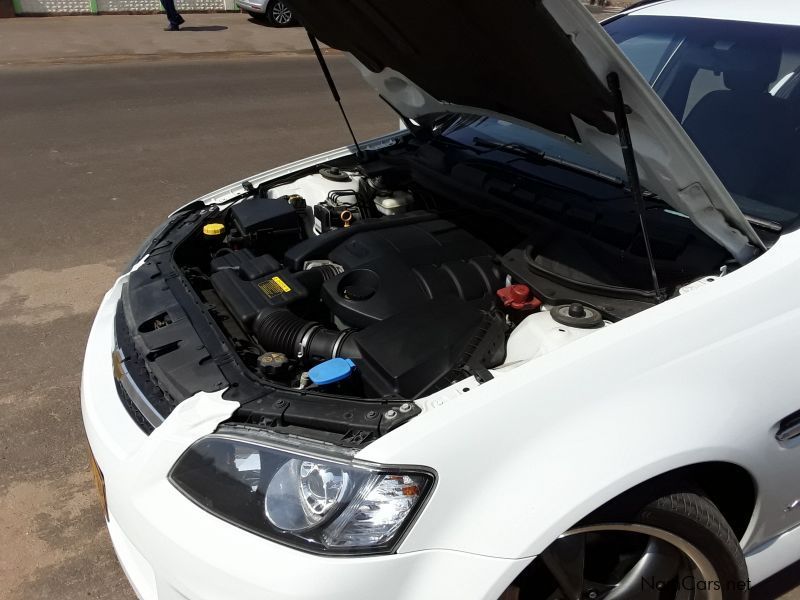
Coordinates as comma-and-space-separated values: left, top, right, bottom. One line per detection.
322, 219, 501, 328
346, 300, 506, 398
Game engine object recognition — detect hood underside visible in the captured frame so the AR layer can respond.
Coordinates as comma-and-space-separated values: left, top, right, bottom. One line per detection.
291, 0, 765, 262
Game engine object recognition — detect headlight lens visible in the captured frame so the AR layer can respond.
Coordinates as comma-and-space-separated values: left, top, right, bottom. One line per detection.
265, 459, 352, 531
169, 435, 433, 554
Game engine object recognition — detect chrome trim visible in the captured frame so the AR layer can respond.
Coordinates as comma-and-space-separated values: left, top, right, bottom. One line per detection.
777, 414, 800, 442
112, 348, 165, 427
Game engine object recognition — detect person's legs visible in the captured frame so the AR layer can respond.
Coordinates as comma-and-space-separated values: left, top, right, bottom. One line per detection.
160, 0, 184, 28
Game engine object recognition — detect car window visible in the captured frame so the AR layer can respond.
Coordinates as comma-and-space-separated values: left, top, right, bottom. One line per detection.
606, 16, 800, 227
614, 30, 681, 83
681, 42, 800, 120
683, 65, 724, 120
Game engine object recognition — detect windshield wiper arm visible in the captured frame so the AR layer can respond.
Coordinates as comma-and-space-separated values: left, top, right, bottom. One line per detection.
473, 136, 625, 187
744, 214, 782, 233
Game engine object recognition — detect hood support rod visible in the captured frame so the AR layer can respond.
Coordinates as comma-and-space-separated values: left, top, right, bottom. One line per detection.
608, 72, 665, 303
307, 32, 364, 159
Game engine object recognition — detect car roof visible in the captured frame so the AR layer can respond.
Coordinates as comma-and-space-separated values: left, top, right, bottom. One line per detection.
625, 0, 800, 27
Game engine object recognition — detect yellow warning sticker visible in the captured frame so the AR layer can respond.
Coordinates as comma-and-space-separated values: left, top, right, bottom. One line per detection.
258, 276, 292, 298
272, 277, 291, 292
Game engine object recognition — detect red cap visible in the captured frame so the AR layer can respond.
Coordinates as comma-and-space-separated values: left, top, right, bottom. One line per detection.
497, 284, 542, 311
509, 284, 530, 303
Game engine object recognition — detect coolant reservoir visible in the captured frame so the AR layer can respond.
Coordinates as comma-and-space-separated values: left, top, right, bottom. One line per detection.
499, 308, 605, 371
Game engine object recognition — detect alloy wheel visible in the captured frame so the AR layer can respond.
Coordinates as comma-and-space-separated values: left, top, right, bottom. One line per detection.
506, 523, 723, 600
271, 1, 292, 25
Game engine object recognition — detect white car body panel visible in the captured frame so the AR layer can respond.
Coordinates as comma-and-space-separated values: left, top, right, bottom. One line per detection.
628, 0, 800, 26
82, 0, 800, 596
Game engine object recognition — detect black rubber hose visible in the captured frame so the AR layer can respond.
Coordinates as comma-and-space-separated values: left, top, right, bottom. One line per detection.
284, 211, 438, 271
253, 308, 357, 365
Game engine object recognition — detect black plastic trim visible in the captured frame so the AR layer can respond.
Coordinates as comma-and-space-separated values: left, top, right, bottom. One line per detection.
120, 203, 422, 446
114, 379, 155, 435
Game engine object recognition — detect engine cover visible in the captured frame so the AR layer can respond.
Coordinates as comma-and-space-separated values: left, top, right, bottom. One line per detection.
322, 219, 502, 328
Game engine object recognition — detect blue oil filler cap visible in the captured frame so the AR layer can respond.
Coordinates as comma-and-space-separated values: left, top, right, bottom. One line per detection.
309, 358, 356, 386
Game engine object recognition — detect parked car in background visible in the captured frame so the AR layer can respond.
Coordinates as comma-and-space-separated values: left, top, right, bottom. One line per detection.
236, 0, 295, 27
83, 1, 800, 598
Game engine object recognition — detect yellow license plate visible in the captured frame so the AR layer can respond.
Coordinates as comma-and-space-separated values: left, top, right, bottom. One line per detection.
88, 447, 109, 521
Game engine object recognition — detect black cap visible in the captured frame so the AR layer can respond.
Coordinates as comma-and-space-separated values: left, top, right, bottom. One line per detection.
568, 303, 586, 318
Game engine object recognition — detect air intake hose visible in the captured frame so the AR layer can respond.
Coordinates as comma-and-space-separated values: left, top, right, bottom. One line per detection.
253, 308, 357, 365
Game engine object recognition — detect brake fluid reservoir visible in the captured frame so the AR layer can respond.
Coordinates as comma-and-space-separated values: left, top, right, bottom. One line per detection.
374, 190, 413, 216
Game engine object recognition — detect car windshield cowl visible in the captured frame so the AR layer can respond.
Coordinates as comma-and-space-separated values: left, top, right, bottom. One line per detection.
440, 116, 654, 203
441, 118, 784, 237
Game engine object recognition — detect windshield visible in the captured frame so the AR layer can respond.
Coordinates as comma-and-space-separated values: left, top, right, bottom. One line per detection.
446, 15, 800, 228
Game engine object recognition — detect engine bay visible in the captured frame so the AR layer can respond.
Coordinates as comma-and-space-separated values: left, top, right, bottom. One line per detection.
169, 139, 734, 403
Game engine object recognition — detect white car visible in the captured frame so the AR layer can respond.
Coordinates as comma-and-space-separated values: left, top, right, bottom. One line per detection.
82, 0, 800, 598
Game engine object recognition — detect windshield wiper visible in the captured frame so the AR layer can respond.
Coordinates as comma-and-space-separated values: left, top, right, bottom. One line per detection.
473, 136, 625, 187
744, 214, 782, 233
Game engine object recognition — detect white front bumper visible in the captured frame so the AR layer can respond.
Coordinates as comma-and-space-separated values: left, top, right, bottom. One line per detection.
81, 279, 527, 600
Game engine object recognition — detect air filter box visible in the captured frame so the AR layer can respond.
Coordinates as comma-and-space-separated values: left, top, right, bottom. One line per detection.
210, 269, 310, 330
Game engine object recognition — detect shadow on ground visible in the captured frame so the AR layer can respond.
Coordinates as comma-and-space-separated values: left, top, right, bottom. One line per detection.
179, 25, 228, 32
245, 17, 302, 28
753, 562, 800, 599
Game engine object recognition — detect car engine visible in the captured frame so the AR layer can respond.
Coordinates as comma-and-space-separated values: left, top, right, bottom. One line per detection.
167, 146, 733, 403
186, 166, 508, 399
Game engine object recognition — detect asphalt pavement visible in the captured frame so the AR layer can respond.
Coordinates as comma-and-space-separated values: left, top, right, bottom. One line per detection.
0, 52, 397, 600
0, 13, 798, 600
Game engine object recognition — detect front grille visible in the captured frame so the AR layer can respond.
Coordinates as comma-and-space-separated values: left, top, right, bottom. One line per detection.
114, 379, 155, 434
113, 302, 173, 434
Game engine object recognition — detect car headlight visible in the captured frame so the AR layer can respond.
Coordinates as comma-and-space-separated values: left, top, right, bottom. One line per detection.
169, 434, 434, 554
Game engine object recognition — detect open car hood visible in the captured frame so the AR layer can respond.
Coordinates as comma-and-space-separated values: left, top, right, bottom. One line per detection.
290, 0, 765, 261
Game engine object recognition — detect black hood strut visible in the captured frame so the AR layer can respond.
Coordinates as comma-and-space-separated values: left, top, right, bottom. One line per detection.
608, 72, 665, 303
307, 32, 364, 160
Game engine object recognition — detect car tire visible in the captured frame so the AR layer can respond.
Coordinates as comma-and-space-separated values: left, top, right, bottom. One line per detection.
631, 492, 749, 598
508, 492, 749, 599
265, 0, 294, 27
